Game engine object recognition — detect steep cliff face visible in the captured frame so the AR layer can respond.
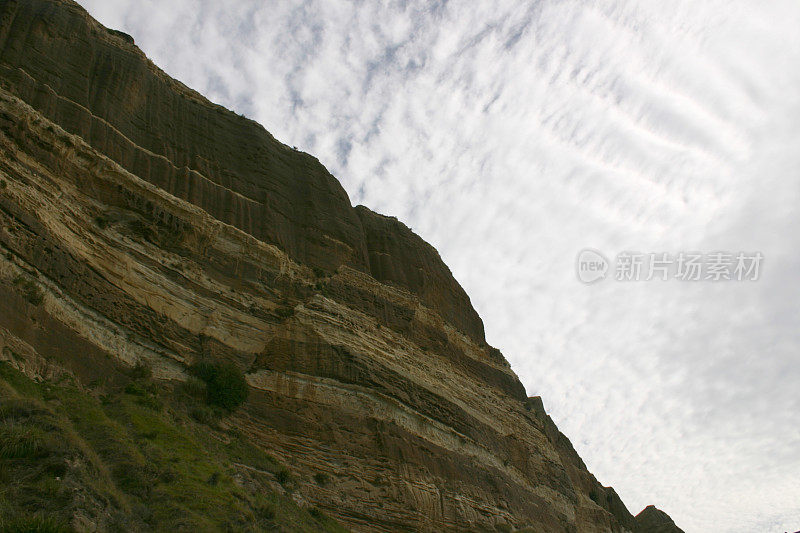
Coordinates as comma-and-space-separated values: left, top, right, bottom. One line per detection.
0, 1, 676, 531
0, 0, 485, 345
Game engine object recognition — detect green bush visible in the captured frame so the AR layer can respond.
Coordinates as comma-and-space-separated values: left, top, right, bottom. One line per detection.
189, 361, 248, 411
275, 469, 289, 485
313, 472, 330, 486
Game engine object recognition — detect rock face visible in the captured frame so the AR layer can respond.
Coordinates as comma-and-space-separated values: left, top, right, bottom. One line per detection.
0, 0, 678, 531
635, 506, 685, 533
0, 0, 484, 345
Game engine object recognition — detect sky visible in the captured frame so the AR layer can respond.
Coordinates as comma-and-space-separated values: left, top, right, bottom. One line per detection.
79, 1, 800, 531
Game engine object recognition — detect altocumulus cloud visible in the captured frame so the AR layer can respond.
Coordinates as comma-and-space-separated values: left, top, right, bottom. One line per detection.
81, 1, 800, 531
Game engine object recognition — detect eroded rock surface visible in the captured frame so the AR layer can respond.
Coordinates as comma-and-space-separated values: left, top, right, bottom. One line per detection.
0, 1, 678, 531
635, 506, 685, 533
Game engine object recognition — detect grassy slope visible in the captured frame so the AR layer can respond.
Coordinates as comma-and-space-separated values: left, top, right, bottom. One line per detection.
0, 362, 347, 532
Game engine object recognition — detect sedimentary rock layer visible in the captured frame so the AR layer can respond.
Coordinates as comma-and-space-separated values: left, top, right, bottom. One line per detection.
0, 1, 677, 531
0, 0, 484, 344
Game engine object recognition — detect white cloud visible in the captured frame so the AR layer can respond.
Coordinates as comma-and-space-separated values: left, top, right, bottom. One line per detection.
80, 1, 800, 531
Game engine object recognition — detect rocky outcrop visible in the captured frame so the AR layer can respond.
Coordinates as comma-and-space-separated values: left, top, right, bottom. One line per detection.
0, 0, 679, 531
635, 506, 685, 533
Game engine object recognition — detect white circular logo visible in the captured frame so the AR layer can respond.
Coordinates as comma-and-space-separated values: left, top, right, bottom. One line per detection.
576, 249, 609, 284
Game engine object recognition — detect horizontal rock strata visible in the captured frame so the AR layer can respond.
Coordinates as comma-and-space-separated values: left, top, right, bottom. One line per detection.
0, 1, 677, 531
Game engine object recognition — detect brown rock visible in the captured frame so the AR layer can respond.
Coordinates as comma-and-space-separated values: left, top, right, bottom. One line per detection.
0, 0, 484, 343
635, 505, 685, 533
0, 1, 680, 531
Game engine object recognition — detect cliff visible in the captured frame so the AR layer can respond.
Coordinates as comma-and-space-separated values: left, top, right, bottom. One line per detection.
0, 0, 677, 531
634, 507, 685, 533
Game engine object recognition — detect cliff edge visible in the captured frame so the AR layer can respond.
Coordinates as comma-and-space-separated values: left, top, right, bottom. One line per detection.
0, 0, 678, 531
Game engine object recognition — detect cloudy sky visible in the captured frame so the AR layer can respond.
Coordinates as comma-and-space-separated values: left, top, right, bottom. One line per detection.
81, 1, 800, 531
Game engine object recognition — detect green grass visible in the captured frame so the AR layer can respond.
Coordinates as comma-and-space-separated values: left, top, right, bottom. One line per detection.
0, 362, 347, 532
0, 514, 73, 533
0, 421, 47, 459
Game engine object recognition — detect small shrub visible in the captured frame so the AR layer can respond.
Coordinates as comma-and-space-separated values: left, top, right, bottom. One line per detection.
124, 380, 161, 410
12, 275, 43, 306
275, 469, 289, 485
313, 472, 329, 486
189, 361, 249, 411
189, 405, 217, 425
124, 382, 150, 397
274, 306, 294, 320
140, 396, 162, 411
94, 215, 109, 230
130, 359, 152, 380
122, 383, 140, 396
0, 179, 6, 189
308, 507, 323, 520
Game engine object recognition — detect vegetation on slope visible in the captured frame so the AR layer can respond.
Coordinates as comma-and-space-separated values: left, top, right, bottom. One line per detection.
0, 362, 347, 532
